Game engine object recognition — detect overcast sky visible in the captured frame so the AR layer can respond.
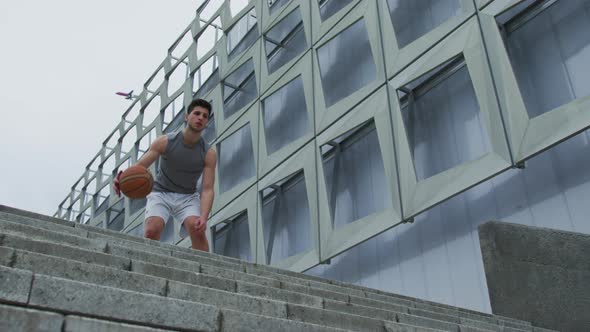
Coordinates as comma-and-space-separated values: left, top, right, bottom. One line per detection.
0, 0, 201, 215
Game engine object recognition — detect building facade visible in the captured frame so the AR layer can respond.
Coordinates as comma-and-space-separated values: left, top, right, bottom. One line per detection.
56, 0, 590, 313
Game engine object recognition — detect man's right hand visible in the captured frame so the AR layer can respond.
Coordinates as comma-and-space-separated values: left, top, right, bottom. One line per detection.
113, 170, 123, 197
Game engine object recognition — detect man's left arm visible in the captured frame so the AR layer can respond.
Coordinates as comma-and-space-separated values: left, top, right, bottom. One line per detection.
199, 149, 217, 229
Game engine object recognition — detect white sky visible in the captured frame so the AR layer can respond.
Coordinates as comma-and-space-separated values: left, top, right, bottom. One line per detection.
0, 0, 200, 215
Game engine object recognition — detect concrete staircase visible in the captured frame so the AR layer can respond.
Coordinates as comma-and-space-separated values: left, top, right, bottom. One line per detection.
0, 205, 554, 332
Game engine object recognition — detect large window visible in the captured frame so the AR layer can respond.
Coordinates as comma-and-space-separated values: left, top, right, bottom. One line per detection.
227, 9, 259, 62
261, 171, 311, 263
265, 9, 308, 74
499, 0, 590, 118
212, 211, 252, 261
317, 19, 376, 107
270, 0, 291, 15
262, 76, 309, 154
321, 121, 391, 227
223, 59, 258, 119
218, 124, 256, 193
106, 201, 125, 232
398, 57, 491, 180
387, 0, 462, 48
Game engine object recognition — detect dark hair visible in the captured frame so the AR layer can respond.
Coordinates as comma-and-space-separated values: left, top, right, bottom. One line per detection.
187, 99, 212, 116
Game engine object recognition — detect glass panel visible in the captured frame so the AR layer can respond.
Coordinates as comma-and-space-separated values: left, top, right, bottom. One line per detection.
223, 59, 258, 119
398, 60, 491, 180
317, 19, 377, 107
227, 9, 259, 62
265, 9, 308, 74
387, 0, 462, 49
502, 0, 590, 118
129, 198, 147, 216
120, 126, 137, 156
107, 201, 125, 232
218, 124, 256, 193
168, 62, 188, 95
193, 55, 219, 98
319, 0, 355, 21
202, 114, 217, 144
213, 212, 252, 261
322, 121, 392, 227
262, 77, 309, 154
127, 222, 144, 238
262, 172, 311, 263
197, 20, 222, 58
270, 0, 291, 15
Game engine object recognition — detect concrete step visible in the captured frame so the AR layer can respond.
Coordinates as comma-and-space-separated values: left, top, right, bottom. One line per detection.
0, 210, 533, 330
0, 207, 544, 331
0, 235, 526, 332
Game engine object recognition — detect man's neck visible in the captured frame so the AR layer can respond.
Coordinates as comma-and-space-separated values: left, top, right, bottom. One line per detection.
182, 127, 202, 145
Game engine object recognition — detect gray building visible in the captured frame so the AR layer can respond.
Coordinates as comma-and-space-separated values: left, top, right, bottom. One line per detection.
56, 0, 590, 314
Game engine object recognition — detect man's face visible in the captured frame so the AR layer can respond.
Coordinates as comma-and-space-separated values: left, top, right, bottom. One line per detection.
186, 106, 210, 132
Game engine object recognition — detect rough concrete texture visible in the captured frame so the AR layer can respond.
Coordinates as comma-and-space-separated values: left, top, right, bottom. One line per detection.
0, 303, 64, 332
167, 280, 287, 318
220, 309, 348, 332
0, 265, 32, 304
11, 250, 167, 296
29, 274, 220, 331
286, 303, 385, 331
479, 221, 590, 332
1, 233, 130, 270
64, 316, 175, 332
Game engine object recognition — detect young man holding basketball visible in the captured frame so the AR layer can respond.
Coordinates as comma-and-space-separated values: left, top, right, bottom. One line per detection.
114, 99, 216, 252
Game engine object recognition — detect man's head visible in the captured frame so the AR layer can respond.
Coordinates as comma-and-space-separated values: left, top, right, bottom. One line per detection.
185, 99, 212, 132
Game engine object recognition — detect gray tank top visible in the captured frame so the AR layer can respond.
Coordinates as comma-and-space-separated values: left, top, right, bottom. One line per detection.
153, 130, 210, 194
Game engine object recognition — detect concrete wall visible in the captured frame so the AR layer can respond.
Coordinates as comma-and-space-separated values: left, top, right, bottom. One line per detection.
479, 221, 590, 332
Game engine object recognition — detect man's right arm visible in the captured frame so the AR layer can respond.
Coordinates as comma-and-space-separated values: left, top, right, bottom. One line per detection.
136, 135, 167, 169
114, 135, 167, 196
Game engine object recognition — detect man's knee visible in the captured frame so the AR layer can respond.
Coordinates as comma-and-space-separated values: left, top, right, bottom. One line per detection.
144, 217, 164, 240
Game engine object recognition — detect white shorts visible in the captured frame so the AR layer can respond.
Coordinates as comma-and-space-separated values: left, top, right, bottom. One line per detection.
145, 191, 201, 236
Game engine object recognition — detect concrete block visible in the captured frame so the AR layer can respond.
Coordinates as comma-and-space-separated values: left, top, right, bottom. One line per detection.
287, 303, 386, 331
0, 212, 86, 237
0, 220, 106, 252
459, 317, 503, 332
1, 233, 130, 270
11, 250, 167, 296
0, 265, 32, 304
64, 316, 174, 332
91, 233, 172, 257
0, 205, 73, 227
0, 303, 63, 332
108, 245, 200, 273
349, 295, 410, 313
383, 321, 441, 332
167, 280, 287, 318
365, 291, 417, 308
201, 264, 281, 288
407, 307, 460, 324
282, 282, 349, 303
323, 299, 397, 322
396, 313, 460, 332
29, 275, 220, 331
172, 250, 245, 272
221, 309, 348, 332
237, 281, 323, 308
0, 246, 14, 266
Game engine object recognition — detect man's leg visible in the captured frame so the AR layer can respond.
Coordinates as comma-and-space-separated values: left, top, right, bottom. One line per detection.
144, 192, 169, 241
183, 216, 209, 251
144, 216, 165, 240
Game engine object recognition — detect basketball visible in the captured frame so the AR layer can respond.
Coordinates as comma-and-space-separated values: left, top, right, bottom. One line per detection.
119, 165, 153, 199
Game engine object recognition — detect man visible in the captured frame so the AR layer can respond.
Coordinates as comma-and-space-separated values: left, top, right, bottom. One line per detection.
114, 99, 216, 251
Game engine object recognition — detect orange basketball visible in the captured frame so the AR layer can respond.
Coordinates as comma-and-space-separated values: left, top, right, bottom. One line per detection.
119, 165, 153, 199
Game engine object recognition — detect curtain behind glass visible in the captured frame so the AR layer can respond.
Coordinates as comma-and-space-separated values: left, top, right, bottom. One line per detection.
317, 19, 377, 107
387, 0, 461, 48
402, 66, 491, 180
262, 77, 309, 154
262, 176, 311, 263
506, 0, 590, 118
218, 124, 256, 193
323, 128, 391, 228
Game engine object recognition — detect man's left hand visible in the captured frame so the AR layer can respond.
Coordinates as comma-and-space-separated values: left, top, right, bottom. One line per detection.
194, 216, 207, 233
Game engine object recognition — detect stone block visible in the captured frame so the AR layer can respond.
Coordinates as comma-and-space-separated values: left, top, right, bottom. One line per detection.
221, 309, 347, 332
0, 265, 32, 304
237, 281, 323, 307
287, 303, 385, 331
29, 275, 220, 331
0, 304, 63, 331
64, 316, 174, 331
